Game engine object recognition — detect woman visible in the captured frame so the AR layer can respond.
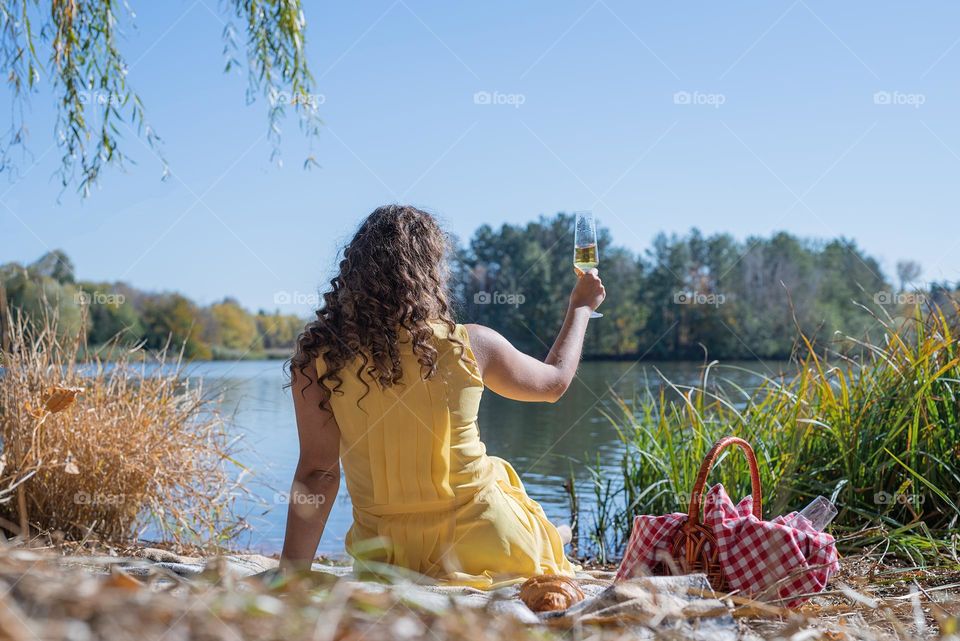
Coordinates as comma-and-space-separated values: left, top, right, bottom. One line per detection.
280, 205, 605, 588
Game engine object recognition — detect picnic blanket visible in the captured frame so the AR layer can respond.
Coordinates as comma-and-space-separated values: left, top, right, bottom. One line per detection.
111, 548, 737, 637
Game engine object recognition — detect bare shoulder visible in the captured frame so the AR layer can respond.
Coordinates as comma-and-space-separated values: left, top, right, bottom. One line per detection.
463, 323, 504, 373
464, 323, 507, 352
464, 322, 494, 343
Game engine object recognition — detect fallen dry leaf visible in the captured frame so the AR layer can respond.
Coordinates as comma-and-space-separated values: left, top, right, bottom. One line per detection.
43, 386, 84, 413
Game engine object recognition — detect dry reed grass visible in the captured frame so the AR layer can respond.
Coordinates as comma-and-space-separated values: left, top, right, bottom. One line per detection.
0, 305, 245, 546
0, 544, 956, 640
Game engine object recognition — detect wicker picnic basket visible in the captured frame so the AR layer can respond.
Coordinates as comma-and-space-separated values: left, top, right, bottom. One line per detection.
664, 436, 762, 591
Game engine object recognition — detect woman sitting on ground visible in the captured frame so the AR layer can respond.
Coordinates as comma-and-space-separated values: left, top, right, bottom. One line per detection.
280, 205, 605, 588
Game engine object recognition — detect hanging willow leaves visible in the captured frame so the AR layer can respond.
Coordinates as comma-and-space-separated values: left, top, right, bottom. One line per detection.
0, 0, 320, 197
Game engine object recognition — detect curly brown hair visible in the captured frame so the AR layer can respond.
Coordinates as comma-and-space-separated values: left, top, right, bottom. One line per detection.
288, 205, 463, 405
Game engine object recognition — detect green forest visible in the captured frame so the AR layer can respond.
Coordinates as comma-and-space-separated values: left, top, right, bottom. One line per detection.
2, 213, 956, 361
454, 213, 957, 360
0, 252, 302, 360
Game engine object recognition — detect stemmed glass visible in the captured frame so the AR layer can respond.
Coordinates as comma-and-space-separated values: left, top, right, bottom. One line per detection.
573, 211, 602, 319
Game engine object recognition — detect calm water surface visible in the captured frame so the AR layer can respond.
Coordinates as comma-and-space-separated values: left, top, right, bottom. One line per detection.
188, 359, 785, 556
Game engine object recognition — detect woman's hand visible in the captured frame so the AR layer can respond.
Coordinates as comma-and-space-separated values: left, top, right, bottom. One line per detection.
466, 267, 604, 404
570, 267, 605, 312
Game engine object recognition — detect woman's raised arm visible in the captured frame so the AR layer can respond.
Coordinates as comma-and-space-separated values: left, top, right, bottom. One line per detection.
466, 268, 605, 403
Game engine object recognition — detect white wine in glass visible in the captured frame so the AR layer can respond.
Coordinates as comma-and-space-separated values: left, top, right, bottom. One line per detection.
573, 211, 602, 319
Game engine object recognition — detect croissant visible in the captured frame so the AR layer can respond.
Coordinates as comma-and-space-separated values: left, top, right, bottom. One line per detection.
519, 575, 584, 612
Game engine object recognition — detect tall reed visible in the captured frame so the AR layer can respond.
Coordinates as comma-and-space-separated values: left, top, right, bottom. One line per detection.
578, 303, 960, 563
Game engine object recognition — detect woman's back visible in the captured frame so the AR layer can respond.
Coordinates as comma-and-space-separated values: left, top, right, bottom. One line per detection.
321, 322, 574, 587
328, 322, 491, 514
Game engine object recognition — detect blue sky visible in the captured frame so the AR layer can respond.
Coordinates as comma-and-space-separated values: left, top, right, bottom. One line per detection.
2, 0, 959, 313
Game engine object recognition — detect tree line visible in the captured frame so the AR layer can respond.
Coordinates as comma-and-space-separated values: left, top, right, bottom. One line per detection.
453, 213, 957, 360
3, 214, 956, 361
0, 252, 302, 360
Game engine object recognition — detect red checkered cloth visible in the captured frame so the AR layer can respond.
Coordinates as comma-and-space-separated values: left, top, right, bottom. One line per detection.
615, 484, 839, 606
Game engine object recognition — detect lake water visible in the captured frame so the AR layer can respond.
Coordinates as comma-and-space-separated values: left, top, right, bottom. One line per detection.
189, 359, 781, 556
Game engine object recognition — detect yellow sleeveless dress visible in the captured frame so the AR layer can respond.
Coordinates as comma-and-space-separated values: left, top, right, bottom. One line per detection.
319, 321, 574, 588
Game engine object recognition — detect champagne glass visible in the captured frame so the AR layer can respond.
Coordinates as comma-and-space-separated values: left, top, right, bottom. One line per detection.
573, 211, 602, 319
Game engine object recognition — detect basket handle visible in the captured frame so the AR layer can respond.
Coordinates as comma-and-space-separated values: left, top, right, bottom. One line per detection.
686, 437, 763, 526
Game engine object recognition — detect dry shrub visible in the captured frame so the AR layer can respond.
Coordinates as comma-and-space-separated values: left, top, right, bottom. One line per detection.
0, 307, 244, 545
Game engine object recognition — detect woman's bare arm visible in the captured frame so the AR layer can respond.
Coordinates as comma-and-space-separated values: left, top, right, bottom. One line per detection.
279, 362, 341, 572
466, 268, 605, 403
